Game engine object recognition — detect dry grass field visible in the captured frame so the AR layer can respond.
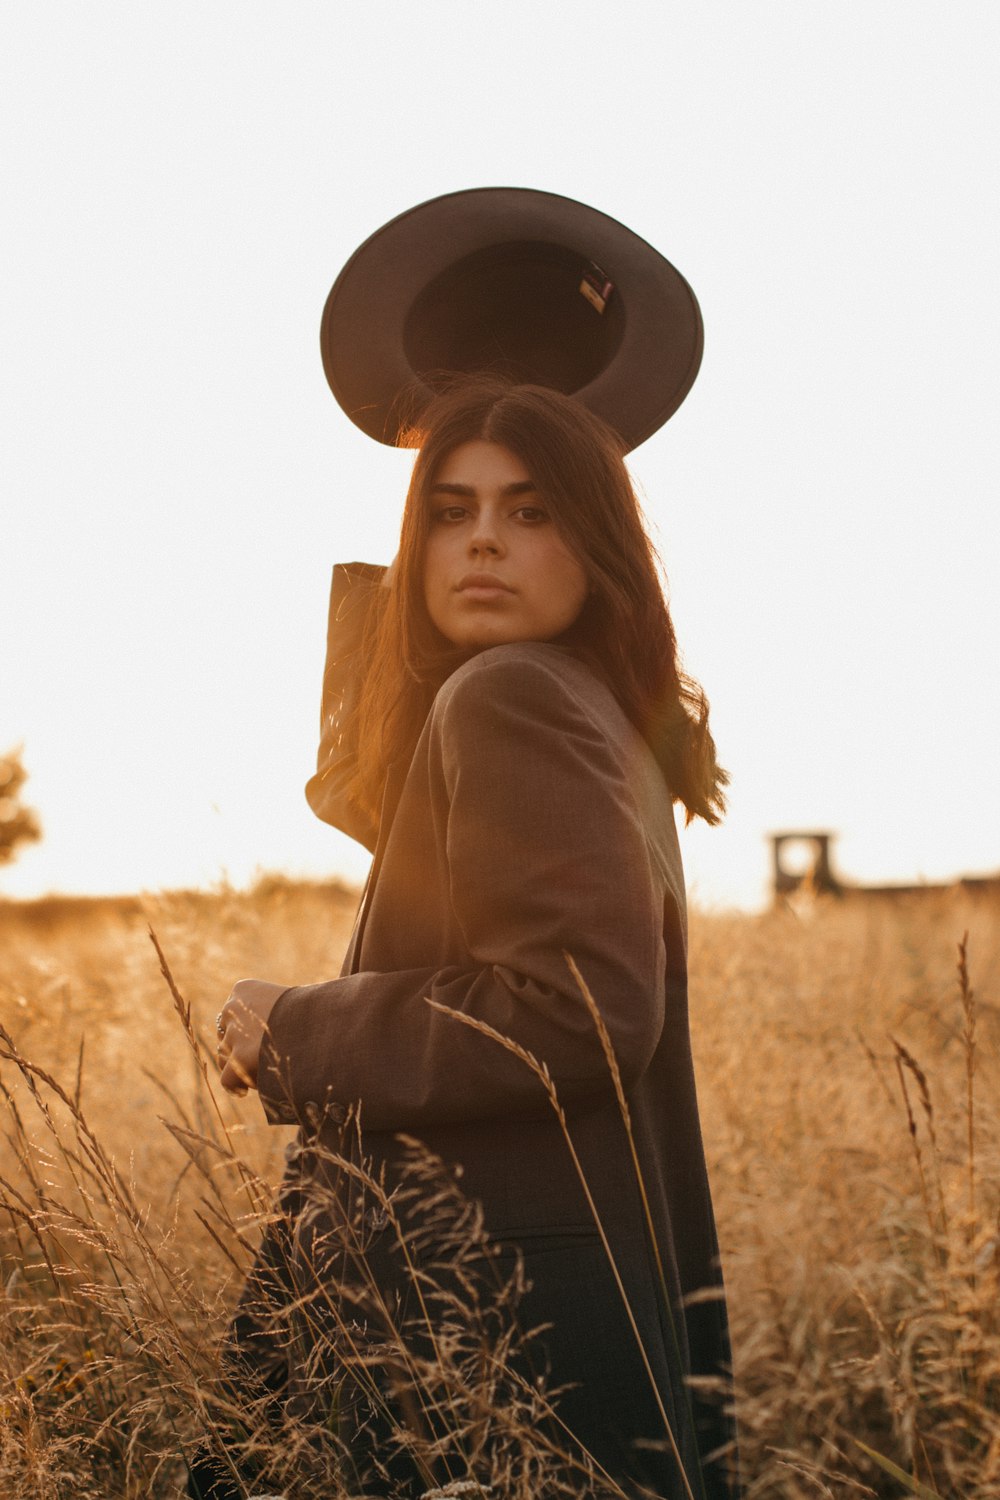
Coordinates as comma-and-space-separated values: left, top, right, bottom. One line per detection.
0, 879, 998, 1497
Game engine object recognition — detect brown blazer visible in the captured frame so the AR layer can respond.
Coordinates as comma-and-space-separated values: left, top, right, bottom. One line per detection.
251, 567, 737, 1497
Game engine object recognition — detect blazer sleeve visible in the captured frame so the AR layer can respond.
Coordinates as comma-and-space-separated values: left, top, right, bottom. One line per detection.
304, 561, 387, 853
259, 649, 668, 1132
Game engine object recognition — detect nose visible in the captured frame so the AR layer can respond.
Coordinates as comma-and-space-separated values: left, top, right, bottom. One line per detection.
468, 508, 504, 557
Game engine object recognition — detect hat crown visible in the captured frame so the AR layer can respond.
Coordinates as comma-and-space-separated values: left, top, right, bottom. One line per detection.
403, 240, 625, 397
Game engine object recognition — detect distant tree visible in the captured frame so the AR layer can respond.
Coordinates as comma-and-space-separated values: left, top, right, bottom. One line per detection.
0, 747, 42, 867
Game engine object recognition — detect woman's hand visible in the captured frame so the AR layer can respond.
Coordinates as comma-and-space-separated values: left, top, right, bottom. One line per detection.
216, 979, 288, 1096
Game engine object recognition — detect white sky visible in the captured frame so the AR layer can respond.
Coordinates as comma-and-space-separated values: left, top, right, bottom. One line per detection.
2, 1, 998, 911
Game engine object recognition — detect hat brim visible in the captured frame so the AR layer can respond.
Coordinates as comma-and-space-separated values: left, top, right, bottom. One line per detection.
321, 187, 703, 453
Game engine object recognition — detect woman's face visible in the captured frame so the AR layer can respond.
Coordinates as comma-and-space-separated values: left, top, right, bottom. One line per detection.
422, 439, 589, 651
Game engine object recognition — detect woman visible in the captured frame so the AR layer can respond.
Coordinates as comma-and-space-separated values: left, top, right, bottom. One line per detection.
210, 378, 736, 1499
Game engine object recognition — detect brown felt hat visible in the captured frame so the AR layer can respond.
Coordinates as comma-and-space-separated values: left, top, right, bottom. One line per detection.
320, 187, 703, 453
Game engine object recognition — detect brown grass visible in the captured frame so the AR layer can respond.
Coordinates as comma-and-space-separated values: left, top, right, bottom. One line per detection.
689, 891, 1000, 1497
1, 879, 998, 1496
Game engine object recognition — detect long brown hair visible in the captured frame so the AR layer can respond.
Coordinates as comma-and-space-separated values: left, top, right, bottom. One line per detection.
350, 377, 727, 825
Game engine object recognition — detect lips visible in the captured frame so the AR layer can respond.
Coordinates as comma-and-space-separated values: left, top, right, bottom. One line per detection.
456, 573, 515, 593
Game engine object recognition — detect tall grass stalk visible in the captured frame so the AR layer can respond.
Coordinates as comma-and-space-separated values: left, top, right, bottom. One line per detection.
957, 931, 976, 1231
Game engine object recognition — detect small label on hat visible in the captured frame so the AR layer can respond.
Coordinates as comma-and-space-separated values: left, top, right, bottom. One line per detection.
580, 264, 614, 314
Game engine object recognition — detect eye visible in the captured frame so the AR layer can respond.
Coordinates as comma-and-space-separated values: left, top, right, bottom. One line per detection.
513, 505, 548, 523
431, 504, 469, 524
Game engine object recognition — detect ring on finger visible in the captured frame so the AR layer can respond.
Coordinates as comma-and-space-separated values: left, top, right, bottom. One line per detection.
216, 1012, 225, 1039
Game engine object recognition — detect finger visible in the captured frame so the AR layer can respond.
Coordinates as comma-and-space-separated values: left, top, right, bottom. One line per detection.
219, 1062, 249, 1096
220, 1000, 254, 1041
220, 1053, 255, 1095
218, 983, 253, 1033
217, 1004, 238, 1044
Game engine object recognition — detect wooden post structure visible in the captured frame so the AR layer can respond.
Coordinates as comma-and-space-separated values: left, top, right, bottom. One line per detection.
770, 831, 841, 901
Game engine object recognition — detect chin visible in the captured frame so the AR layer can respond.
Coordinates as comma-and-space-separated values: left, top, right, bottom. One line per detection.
441, 617, 522, 651
460, 632, 522, 651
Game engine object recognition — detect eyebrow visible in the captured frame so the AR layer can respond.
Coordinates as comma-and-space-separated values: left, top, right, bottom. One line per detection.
429, 480, 537, 497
